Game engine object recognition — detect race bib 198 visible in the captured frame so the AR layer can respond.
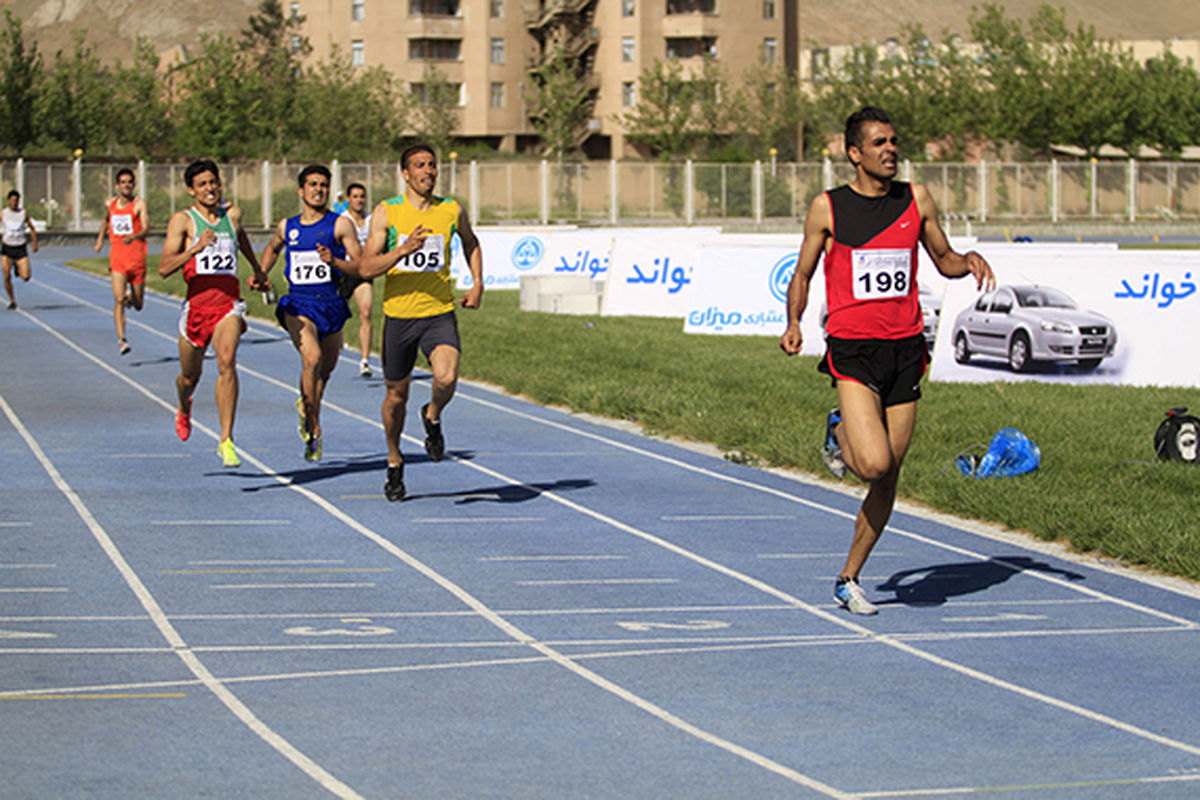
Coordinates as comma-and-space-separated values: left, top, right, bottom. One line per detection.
851, 248, 911, 300
288, 250, 332, 285
111, 214, 134, 236
194, 236, 238, 275
389, 233, 444, 273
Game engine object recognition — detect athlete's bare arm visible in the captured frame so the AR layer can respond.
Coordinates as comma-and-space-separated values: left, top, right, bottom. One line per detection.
914, 184, 995, 291
258, 218, 289, 276
456, 205, 483, 309
320, 214, 364, 276
780, 193, 833, 355
24, 212, 37, 253
357, 202, 430, 279
157, 210, 206, 278
227, 205, 270, 291
94, 203, 111, 252
127, 198, 150, 244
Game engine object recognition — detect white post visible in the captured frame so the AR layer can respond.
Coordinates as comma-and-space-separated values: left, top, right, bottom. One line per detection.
15, 157, 24, 199
1050, 159, 1059, 223
72, 155, 82, 231
1128, 158, 1137, 222
1090, 158, 1098, 217
540, 159, 549, 224
822, 156, 834, 191
261, 161, 272, 228
469, 160, 479, 226
330, 158, 342, 197
685, 159, 694, 224
753, 159, 763, 224
609, 159, 618, 225
978, 159, 988, 223
137, 160, 146, 202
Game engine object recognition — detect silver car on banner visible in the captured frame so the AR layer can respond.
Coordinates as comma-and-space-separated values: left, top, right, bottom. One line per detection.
950, 285, 1118, 372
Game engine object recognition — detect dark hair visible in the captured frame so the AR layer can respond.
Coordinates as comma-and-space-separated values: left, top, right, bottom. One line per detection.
345, 182, 366, 196
116, 168, 135, 182
400, 143, 436, 171
298, 164, 331, 187
7, 189, 19, 200
184, 159, 220, 188
844, 106, 892, 156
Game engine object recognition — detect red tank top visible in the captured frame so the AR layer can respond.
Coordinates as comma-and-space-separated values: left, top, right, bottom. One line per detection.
823, 182, 922, 340
107, 197, 147, 264
181, 207, 241, 308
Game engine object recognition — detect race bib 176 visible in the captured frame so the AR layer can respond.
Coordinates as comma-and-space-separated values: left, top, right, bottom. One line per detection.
288, 250, 332, 285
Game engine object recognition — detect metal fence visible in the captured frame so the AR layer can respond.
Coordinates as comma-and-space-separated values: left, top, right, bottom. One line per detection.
4, 156, 1198, 231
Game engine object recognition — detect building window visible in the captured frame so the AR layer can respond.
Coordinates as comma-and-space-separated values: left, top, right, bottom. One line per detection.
351, 40, 365, 66
622, 0, 635, 15
622, 81, 635, 107
666, 0, 714, 13
762, 38, 776, 64
410, 38, 462, 61
410, 82, 463, 106
289, 2, 300, 18
490, 0, 503, 17
490, 82, 504, 108
351, 0, 364, 21
490, 38, 505, 64
621, 37, 635, 62
762, 0, 774, 18
665, 37, 716, 59
410, 0, 459, 15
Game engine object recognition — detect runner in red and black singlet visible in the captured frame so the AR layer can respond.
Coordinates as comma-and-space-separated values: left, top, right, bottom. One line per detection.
780, 106, 996, 615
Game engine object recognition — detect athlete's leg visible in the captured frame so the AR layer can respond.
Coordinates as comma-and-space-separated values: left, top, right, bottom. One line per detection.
382, 376, 412, 467
210, 314, 243, 445
13, 256, 30, 282
837, 394, 918, 581
2, 256, 13, 305
129, 275, 145, 311
176, 335, 205, 414
285, 314, 324, 439
314, 328, 343, 437
352, 281, 373, 363
423, 343, 460, 424
111, 271, 129, 342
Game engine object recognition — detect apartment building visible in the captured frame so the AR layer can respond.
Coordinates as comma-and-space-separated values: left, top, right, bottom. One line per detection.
296, 0, 799, 158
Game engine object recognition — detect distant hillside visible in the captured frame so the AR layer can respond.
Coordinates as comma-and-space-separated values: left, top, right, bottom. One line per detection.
1, 0, 1197, 67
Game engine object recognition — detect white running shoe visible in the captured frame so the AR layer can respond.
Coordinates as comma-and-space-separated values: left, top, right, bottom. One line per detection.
834, 577, 878, 615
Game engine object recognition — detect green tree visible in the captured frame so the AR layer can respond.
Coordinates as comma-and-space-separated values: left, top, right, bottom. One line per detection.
240, 0, 310, 159
408, 62, 460, 158
525, 44, 596, 159
1132, 50, 1200, 157
292, 47, 406, 160
736, 56, 805, 160
39, 30, 112, 154
113, 37, 175, 156
0, 11, 42, 155
620, 58, 699, 158
173, 34, 264, 160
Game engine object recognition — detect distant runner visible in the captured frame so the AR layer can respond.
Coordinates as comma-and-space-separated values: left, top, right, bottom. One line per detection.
2, 190, 38, 310
93, 168, 149, 354
339, 182, 375, 377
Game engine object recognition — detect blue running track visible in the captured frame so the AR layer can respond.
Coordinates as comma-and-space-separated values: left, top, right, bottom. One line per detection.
2, 248, 1199, 798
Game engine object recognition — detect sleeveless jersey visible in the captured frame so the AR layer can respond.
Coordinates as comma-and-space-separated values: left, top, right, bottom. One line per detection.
181, 207, 240, 308
823, 182, 922, 340
283, 211, 345, 299
107, 197, 147, 265
2, 207, 27, 246
380, 194, 458, 319
341, 210, 370, 248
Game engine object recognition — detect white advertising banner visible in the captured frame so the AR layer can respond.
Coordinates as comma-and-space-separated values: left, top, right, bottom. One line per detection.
600, 228, 722, 317
930, 246, 1199, 388
453, 227, 577, 290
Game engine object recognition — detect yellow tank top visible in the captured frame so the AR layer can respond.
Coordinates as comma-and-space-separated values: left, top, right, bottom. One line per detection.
380, 194, 459, 319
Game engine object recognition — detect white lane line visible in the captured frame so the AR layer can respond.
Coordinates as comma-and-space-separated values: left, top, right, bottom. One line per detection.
0, 400, 363, 797
0, 587, 68, 593
0, 563, 56, 569
758, 552, 899, 559
479, 555, 630, 562
0, 522, 34, 527
188, 560, 345, 566
855, 772, 1200, 797
150, 520, 291, 526
211, 583, 377, 590
517, 578, 678, 586
106, 453, 190, 459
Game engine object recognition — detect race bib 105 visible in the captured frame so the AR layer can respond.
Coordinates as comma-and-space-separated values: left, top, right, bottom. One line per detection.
389, 234, 444, 273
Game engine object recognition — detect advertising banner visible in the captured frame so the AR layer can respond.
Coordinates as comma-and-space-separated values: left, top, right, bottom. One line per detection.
600, 228, 722, 317
453, 227, 576, 290
930, 246, 1199, 388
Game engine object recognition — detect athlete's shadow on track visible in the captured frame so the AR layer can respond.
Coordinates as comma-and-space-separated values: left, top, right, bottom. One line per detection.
234, 454, 413, 491
875, 556, 1085, 607
406, 478, 595, 504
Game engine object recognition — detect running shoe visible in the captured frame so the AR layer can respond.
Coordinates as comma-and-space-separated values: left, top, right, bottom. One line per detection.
421, 403, 444, 462
834, 577, 879, 615
6, 301, 15, 310
217, 439, 241, 468
360, 360, 372, 378
174, 400, 192, 441
295, 396, 310, 443
821, 408, 846, 478
305, 435, 322, 463
384, 464, 406, 502
119, 339, 131, 355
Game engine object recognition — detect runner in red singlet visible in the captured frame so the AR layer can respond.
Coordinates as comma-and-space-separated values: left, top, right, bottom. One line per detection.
94, 168, 149, 355
779, 107, 996, 615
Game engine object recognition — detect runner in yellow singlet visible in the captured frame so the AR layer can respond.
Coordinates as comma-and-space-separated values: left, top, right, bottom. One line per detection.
358, 144, 483, 501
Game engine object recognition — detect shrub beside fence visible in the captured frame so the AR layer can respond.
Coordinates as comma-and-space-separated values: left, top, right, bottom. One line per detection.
4, 156, 1199, 232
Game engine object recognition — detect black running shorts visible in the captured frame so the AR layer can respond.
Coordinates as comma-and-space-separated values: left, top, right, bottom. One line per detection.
817, 333, 928, 407
2, 243, 29, 261
382, 311, 460, 382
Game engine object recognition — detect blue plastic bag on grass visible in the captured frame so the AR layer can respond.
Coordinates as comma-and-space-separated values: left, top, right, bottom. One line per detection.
957, 427, 1040, 478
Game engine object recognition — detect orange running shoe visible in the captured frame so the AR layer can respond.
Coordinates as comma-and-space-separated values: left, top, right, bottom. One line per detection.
174, 400, 192, 441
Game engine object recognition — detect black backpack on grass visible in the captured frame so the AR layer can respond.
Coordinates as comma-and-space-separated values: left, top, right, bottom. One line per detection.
1154, 408, 1200, 463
